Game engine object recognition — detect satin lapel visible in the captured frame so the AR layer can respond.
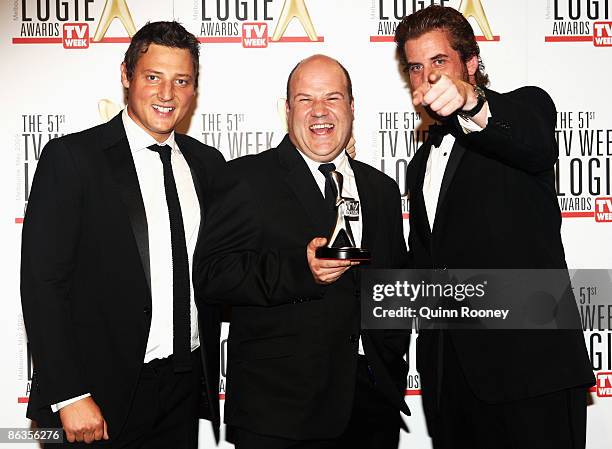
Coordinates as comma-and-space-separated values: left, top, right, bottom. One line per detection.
176, 135, 205, 243
349, 159, 376, 249
433, 139, 465, 229
413, 143, 432, 239
277, 135, 328, 236
104, 137, 151, 292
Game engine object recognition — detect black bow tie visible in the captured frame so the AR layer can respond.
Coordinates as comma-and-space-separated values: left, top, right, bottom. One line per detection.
428, 122, 454, 147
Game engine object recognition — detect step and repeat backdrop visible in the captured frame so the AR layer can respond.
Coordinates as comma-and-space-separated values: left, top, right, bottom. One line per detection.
1, 0, 611, 447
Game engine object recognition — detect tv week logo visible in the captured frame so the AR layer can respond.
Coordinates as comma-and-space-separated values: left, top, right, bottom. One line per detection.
63, 23, 89, 49
594, 22, 612, 46
596, 372, 612, 397
594, 197, 612, 222
242, 23, 269, 48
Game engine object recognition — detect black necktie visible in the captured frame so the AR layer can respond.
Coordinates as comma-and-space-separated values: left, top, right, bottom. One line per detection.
428, 122, 453, 147
148, 144, 191, 373
318, 163, 337, 228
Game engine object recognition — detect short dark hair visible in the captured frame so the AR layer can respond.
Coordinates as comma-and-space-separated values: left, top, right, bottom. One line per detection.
394, 5, 489, 86
286, 56, 354, 104
123, 21, 200, 87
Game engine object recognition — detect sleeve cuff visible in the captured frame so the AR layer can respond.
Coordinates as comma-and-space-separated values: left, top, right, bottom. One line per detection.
458, 107, 492, 134
50, 393, 91, 413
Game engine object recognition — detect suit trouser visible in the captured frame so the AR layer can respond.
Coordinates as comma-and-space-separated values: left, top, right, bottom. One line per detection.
54, 350, 202, 449
231, 355, 402, 449
422, 332, 588, 449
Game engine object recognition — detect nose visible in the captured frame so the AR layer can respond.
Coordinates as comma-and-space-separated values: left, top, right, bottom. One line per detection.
311, 99, 328, 118
157, 80, 173, 102
419, 66, 432, 88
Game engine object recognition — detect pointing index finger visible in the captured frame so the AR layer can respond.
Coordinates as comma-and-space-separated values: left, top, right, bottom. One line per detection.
429, 72, 442, 84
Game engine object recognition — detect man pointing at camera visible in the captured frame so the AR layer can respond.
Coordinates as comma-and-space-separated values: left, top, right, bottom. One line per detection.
397, 6, 594, 449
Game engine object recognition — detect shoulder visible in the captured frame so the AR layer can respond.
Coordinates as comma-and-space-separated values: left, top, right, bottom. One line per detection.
228, 148, 278, 176
352, 159, 399, 195
176, 133, 226, 166
487, 86, 556, 118
39, 118, 118, 165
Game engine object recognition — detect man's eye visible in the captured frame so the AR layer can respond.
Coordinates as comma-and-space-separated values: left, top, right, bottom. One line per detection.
147, 75, 158, 81
433, 59, 445, 66
408, 65, 422, 73
299, 98, 311, 102
176, 79, 188, 86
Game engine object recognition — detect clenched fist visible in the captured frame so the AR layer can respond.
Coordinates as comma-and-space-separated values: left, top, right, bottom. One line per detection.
59, 396, 109, 444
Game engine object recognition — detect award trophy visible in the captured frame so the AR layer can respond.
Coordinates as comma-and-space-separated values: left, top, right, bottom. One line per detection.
316, 170, 371, 261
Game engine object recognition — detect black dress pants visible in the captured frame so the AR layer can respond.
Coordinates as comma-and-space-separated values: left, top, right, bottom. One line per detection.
231, 355, 402, 449
422, 333, 588, 449
55, 350, 202, 449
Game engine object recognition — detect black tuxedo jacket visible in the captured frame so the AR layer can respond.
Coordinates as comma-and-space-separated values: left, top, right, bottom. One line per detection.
196, 135, 411, 440
20, 113, 223, 439
406, 87, 595, 404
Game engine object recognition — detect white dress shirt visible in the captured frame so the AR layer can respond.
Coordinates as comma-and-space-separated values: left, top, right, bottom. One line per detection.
297, 149, 366, 355
423, 114, 490, 230
52, 109, 201, 412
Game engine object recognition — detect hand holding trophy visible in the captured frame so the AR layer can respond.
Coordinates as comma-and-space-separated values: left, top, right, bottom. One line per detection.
315, 169, 371, 261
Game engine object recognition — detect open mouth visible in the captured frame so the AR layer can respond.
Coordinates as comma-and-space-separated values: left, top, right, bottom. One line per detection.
309, 123, 334, 135
152, 104, 175, 114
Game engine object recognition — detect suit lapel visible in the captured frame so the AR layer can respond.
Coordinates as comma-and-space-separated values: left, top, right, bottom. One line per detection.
413, 143, 433, 239
103, 116, 151, 292
349, 159, 376, 249
277, 135, 328, 236
176, 135, 206, 246
432, 138, 465, 230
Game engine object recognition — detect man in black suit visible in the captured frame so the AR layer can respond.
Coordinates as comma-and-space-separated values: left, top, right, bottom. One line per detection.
195, 55, 411, 448
394, 6, 595, 449
21, 22, 222, 447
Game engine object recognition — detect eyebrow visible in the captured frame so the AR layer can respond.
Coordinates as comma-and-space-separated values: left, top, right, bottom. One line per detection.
143, 69, 192, 78
406, 53, 449, 66
293, 91, 346, 99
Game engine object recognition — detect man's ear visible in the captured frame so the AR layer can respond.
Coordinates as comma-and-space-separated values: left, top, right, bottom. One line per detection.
285, 99, 291, 126
120, 63, 130, 89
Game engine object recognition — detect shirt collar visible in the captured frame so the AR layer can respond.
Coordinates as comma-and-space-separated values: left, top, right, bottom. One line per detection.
122, 108, 176, 154
297, 147, 351, 179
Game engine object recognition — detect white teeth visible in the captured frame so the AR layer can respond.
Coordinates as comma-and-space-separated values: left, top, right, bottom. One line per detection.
309, 123, 334, 130
153, 105, 174, 113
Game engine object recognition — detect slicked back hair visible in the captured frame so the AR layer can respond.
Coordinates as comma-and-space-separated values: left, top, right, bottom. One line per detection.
123, 21, 201, 87
394, 5, 490, 86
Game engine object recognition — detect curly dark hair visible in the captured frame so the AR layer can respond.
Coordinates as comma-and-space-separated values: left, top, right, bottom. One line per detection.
394, 5, 489, 86
123, 21, 200, 87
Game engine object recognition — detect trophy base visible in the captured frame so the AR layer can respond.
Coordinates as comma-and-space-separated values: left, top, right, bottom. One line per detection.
315, 247, 371, 262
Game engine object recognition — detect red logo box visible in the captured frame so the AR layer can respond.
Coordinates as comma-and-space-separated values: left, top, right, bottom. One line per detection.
593, 22, 612, 47
594, 197, 612, 222
63, 23, 89, 49
597, 372, 612, 397
242, 22, 268, 48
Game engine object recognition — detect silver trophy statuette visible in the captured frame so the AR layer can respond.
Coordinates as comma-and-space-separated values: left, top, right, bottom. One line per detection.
315, 171, 371, 261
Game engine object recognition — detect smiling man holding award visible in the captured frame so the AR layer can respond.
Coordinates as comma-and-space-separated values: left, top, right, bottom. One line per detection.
196, 54, 410, 449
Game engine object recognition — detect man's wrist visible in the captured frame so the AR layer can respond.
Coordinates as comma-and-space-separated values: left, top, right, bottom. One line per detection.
51, 393, 92, 413
460, 85, 486, 118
